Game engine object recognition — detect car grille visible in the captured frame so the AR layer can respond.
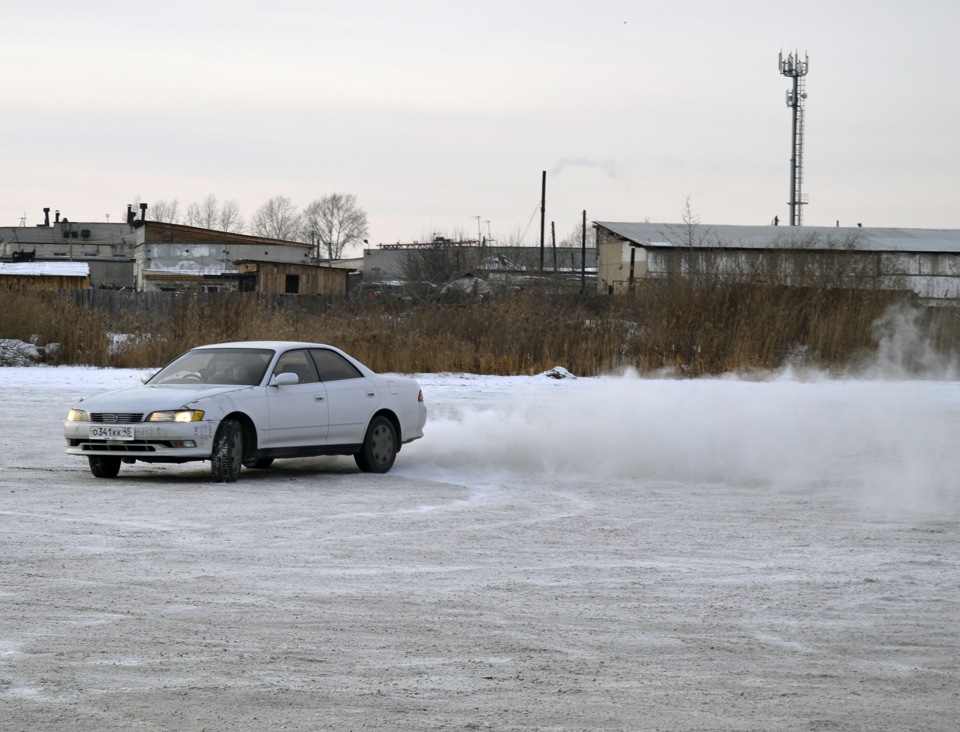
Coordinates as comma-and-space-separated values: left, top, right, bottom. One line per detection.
91, 413, 144, 424
79, 441, 159, 453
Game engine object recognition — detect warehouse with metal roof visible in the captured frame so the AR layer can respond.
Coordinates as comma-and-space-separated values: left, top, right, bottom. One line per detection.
596, 223, 960, 304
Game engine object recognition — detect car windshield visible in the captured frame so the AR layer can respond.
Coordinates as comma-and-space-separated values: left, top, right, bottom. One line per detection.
148, 348, 274, 386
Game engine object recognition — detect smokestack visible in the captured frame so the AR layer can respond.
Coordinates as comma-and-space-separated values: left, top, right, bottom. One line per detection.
43, 208, 50, 227
127, 204, 135, 225
139, 202, 148, 221
55, 209, 60, 224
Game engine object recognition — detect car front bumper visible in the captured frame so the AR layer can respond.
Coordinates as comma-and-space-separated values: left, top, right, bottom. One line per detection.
64, 420, 219, 462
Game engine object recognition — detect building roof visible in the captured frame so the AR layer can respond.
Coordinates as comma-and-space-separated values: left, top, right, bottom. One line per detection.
233, 259, 349, 269
594, 222, 960, 254
135, 220, 312, 248
0, 261, 90, 277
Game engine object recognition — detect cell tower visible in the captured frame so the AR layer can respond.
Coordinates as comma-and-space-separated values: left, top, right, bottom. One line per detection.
779, 50, 809, 226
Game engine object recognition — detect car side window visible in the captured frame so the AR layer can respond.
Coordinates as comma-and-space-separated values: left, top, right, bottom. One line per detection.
273, 349, 320, 384
310, 349, 363, 382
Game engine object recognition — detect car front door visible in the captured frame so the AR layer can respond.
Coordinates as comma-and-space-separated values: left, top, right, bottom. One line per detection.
263, 349, 328, 448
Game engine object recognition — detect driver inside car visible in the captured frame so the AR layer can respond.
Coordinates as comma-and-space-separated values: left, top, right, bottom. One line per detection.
210, 361, 253, 385
227, 364, 253, 384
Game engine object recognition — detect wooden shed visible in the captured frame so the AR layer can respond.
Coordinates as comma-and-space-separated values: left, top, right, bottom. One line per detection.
0, 261, 90, 290
235, 260, 349, 296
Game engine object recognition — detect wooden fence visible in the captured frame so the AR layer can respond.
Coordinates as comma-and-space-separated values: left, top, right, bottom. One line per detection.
61, 289, 338, 326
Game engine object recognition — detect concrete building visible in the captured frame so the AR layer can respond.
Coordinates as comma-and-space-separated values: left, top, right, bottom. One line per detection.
363, 241, 596, 292
1, 206, 343, 293
132, 220, 316, 292
0, 210, 137, 289
596, 222, 960, 305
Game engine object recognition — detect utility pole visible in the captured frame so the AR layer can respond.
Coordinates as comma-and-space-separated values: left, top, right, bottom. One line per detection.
779, 50, 809, 226
581, 209, 587, 294
539, 171, 546, 273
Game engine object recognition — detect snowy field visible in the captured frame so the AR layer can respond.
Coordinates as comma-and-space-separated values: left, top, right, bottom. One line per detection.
2, 364, 959, 731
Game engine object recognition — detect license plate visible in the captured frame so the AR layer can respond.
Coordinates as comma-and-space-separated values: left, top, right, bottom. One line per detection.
89, 425, 135, 440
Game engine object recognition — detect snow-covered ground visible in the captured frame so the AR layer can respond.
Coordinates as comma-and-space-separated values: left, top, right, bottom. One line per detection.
2, 365, 959, 730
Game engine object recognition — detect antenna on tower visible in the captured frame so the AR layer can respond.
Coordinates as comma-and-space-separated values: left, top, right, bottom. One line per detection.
779, 50, 809, 226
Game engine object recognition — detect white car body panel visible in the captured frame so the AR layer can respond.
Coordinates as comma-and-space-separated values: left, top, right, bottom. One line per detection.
325, 377, 380, 445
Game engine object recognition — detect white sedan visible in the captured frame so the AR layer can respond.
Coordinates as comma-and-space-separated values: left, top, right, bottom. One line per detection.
64, 341, 427, 482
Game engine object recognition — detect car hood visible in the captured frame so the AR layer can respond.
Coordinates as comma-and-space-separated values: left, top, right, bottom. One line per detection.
73, 384, 252, 414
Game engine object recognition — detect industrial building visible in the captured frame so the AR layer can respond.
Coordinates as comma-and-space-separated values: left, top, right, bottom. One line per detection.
0, 206, 347, 295
596, 222, 960, 305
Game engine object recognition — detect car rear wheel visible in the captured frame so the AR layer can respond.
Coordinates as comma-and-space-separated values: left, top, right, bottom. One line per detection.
211, 419, 243, 483
355, 415, 397, 473
88, 455, 121, 478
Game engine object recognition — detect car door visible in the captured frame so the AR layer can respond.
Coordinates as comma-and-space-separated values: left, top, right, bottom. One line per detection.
263, 349, 328, 448
310, 348, 380, 446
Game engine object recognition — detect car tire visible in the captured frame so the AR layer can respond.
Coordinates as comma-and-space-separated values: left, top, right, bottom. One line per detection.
89, 455, 121, 478
355, 415, 397, 473
211, 419, 243, 483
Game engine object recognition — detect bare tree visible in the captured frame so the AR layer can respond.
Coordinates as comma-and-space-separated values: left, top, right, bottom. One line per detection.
185, 194, 220, 229
552, 219, 596, 272
149, 199, 180, 223
250, 196, 301, 241
662, 196, 719, 283
559, 220, 596, 249
498, 225, 529, 247
218, 199, 244, 233
302, 193, 368, 261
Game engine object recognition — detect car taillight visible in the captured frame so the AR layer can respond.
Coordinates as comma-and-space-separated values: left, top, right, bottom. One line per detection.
418, 390, 424, 402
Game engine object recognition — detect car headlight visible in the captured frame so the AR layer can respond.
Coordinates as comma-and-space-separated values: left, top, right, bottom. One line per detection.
67, 408, 90, 422
147, 410, 205, 423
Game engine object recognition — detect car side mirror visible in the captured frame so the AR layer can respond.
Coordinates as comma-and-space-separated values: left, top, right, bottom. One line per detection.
272, 372, 299, 386
141, 372, 155, 384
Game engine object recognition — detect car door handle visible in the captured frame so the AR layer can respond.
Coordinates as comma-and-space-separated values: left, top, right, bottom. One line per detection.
314, 395, 325, 402
366, 391, 376, 397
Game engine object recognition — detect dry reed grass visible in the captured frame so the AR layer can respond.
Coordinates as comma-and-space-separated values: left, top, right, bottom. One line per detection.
2, 283, 957, 376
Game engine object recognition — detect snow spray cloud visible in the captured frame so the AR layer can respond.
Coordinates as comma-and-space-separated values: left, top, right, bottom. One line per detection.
403, 373, 960, 516
858, 301, 959, 380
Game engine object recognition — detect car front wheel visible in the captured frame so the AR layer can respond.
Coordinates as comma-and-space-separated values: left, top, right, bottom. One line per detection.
355, 415, 397, 473
211, 419, 243, 483
89, 455, 121, 478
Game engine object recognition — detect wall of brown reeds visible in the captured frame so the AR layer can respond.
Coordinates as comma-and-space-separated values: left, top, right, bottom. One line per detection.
3, 282, 959, 376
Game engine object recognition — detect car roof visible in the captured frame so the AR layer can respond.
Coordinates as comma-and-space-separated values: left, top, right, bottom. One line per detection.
177, 341, 377, 377
191, 341, 335, 351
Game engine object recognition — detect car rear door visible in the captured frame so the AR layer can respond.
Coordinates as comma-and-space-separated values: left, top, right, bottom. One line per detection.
310, 348, 380, 446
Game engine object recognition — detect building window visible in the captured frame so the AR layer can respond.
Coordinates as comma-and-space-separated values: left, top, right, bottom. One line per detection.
285, 274, 300, 294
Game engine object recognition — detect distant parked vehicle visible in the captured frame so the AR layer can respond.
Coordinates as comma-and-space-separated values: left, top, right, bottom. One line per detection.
64, 341, 426, 482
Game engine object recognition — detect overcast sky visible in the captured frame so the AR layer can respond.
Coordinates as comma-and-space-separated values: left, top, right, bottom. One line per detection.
4, 1, 958, 254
